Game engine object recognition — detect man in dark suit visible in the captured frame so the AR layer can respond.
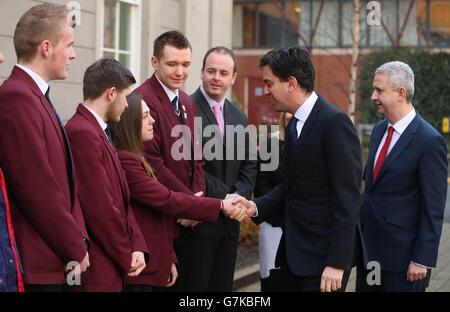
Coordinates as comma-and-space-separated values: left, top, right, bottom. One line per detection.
182, 47, 257, 291
356, 61, 448, 292
0, 3, 89, 292
237, 46, 362, 292
65, 59, 148, 292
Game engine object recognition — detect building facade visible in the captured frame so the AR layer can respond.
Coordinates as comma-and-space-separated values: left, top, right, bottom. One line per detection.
232, 0, 450, 125
0, 0, 233, 122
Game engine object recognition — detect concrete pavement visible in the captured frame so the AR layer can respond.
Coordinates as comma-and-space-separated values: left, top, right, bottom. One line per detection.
233, 223, 450, 292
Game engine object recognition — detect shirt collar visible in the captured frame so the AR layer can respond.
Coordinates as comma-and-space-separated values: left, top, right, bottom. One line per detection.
15, 64, 49, 96
83, 104, 108, 131
200, 84, 225, 111
388, 107, 416, 135
293, 91, 318, 122
155, 74, 179, 103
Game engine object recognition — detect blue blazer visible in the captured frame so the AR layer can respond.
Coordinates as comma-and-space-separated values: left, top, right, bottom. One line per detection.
254, 94, 362, 276
0, 168, 23, 292
360, 113, 448, 272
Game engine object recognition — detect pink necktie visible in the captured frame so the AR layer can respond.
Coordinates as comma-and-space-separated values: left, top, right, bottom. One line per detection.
213, 103, 224, 136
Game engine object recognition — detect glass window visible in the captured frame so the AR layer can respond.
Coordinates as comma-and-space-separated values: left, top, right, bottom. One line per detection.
232, 0, 450, 49
102, 0, 140, 70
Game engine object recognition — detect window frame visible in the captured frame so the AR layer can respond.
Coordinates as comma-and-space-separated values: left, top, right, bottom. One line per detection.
96, 0, 142, 84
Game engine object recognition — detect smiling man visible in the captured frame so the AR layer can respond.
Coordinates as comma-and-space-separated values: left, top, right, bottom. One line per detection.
133, 31, 211, 291
356, 61, 448, 292
235, 46, 362, 292
184, 47, 257, 291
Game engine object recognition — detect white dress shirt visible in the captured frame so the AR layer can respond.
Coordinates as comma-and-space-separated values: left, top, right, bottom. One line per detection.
200, 84, 225, 126
155, 74, 179, 109
15, 64, 48, 96
291, 91, 318, 138
83, 105, 108, 133
373, 108, 416, 169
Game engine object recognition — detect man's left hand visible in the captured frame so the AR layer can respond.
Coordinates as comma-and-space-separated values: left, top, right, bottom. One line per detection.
407, 262, 428, 282
320, 266, 344, 292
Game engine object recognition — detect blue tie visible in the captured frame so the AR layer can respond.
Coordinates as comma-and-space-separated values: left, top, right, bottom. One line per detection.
45, 87, 75, 188
286, 116, 298, 155
104, 125, 113, 146
172, 96, 182, 124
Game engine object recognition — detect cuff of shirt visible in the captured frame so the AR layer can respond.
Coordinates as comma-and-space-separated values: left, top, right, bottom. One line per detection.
250, 200, 259, 218
411, 261, 432, 269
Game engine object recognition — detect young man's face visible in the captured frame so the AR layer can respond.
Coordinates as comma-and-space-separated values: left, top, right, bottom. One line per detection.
107, 85, 131, 123
201, 52, 237, 102
262, 65, 290, 113
151, 45, 191, 92
48, 24, 76, 80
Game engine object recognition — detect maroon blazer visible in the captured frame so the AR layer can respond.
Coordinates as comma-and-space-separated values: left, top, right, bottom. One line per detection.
65, 104, 148, 292
118, 151, 220, 286
134, 74, 206, 196
0, 66, 88, 284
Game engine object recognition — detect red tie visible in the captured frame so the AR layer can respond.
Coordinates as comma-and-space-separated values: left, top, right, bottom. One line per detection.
373, 126, 394, 183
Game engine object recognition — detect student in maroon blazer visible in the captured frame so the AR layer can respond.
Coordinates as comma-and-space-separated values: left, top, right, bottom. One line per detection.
0, 4, 89, 291
65, 59, 148, 292
110, 94, 246, 291
134, 31, 211, 290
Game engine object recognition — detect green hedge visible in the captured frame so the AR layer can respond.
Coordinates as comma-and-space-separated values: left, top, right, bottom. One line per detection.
357, 49, 450, 151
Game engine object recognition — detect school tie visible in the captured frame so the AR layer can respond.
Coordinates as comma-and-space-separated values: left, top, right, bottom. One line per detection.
213, 103, 224, 137
45, 87, 75, 187
172, 96, 182, 123
373, 126, 394, 183
104, 125, 113, 146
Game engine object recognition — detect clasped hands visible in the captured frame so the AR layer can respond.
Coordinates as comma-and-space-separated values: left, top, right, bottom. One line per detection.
177, 193, 257, 228
222, 194, 256, 221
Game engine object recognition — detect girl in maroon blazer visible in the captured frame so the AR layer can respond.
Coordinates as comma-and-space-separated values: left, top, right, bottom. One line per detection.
110, 94, 246, 291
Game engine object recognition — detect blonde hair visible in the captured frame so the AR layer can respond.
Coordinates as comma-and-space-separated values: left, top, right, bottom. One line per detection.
14, 3, 74, 62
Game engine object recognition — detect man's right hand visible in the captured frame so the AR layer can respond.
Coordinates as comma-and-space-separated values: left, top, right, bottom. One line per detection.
80, 252, 90, 272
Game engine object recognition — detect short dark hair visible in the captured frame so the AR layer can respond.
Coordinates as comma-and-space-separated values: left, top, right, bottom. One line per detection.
153, 30, 191, 60
202, 46, 237, 74
83, 58, 136, 100
259, 46, 315, 92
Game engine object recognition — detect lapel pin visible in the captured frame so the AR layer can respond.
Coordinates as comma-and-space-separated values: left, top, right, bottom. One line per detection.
184, 112, 188, 119
182, 105, 186, 112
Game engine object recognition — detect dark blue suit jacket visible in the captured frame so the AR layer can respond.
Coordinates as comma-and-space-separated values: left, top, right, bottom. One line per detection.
254, 94, 362, 276
360, 113, 448, 272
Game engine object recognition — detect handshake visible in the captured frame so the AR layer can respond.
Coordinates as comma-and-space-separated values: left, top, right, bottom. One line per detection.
220, 194, 257, 222
177, 193, 258, 228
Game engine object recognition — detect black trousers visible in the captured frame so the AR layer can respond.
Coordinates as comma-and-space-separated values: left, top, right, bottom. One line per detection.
269, 265, 351, 292
170, 226, 239, 292
356, 265, 431, 292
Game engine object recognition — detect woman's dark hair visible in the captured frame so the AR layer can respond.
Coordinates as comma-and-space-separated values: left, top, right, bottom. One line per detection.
259, 46, 315, 92
110, 93, 156, 179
